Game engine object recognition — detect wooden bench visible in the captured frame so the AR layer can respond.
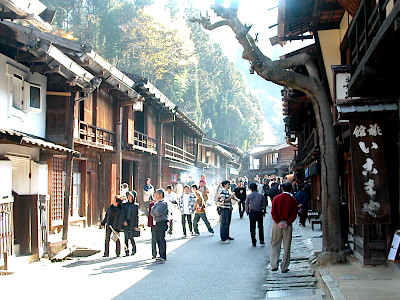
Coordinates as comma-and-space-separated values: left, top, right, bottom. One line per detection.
311, 219, 322, 231
307, 210, 319, 223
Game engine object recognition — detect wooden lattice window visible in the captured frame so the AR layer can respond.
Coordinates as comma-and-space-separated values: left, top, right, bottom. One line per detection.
51, 157, 65, 222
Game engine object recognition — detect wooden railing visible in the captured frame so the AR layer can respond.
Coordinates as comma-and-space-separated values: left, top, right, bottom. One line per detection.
164, 142, 195, 164
76, 120, 115, 150
0, 196, 14, 258
349, 0, 396, 74
302, 128, 319, 156
130, 130, 157, 154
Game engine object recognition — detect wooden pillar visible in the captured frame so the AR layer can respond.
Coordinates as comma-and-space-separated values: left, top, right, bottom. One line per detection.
116, 106, 123, 193
157, 122, 163, 189
62, 91, 76, 241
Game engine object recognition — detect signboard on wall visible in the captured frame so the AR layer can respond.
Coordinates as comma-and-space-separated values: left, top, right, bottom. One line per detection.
171, 173, 178, 183
350, 119, 390, 225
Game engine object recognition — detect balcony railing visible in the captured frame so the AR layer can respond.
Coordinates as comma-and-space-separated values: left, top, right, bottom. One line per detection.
301, 128, 319, 163
349, 0, 396, 74
75, 120, 115, 150
129, 130, 157, 154
164, 142, 195, 165
0, 196, 14, 258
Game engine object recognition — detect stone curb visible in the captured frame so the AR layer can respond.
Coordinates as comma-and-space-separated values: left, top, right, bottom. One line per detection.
318, 270, 347, 300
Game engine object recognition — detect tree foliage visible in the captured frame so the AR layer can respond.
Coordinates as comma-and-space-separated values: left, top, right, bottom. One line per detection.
41, 0, 264, 150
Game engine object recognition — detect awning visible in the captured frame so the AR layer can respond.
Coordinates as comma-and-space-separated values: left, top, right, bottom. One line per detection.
0, 128, 80, 156
168, 160, 198, 172
337, 103, 398, 120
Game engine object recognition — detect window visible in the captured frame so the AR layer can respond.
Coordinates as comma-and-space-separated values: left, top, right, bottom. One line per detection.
11, 74, 24, 110
29, 84, 41, 110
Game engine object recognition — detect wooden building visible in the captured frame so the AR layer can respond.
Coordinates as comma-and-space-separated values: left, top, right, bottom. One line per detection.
275, 0, 399, 265
127, 75, 204, 205
198, 137, 243, 183
242, 144, 296, 179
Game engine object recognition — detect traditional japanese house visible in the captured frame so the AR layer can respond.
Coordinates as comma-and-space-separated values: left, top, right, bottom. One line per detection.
242, 144, 296, 180
122, 75, 204, 207
198, 137, 240, 183
0, 13, 142, 241
0, 3, 87, 265
275, 0, 399, 265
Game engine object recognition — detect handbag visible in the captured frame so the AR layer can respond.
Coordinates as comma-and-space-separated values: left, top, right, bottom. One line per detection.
298, 207, 304, 214
133, 228, 141, 237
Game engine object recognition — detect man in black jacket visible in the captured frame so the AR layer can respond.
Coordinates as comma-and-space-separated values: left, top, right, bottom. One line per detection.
122, 191, 139, 256
101, 196, 125, 257
269, 182, 281, 201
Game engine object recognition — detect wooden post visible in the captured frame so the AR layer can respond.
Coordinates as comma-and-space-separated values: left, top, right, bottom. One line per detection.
157, 122, 163, 189
62, 91, 76, 241
116, 106, 123, 193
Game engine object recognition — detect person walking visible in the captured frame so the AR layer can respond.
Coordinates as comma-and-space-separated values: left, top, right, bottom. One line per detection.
165, 185, 177, 235
268, 182, 281, 201
234, 180, 247, 219
122, 191, 139, 256
270, 182, 298, 273
178, 185, 196, 237
192, 184, 214, 236
148, 197, 157, 259
245, 183, 267, 247
143, 178, 154, 215
150, 189, 169, 262
101, 196, 126, 257
217, 180, 235, 244
262, 178, 270, 205
294, 184, 308, 227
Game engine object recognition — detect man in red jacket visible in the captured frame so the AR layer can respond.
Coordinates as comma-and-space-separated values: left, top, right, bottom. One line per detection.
270, 182, 298, 273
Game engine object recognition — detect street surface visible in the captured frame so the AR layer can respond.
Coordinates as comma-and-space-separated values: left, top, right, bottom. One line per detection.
1, 204, 272, 300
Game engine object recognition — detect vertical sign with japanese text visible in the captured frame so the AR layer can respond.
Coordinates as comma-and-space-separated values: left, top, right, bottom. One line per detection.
350, 119, 390, 225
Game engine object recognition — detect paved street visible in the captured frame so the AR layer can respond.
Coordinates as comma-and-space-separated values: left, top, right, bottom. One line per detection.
1, 205, 272, 300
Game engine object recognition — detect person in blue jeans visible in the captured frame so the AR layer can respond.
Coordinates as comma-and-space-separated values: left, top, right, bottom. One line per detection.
217, 180, 235, 244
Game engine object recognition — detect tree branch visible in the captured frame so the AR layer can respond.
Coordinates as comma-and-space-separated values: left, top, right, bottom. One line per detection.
191, 4, 316, 94
273, 53, 320, 81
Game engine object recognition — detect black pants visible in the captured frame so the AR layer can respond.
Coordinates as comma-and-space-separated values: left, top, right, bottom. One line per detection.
249, 211, 264, 245
124, 230, 136, 255
151, 226, 157, 258
238, 200, 246, 218
299, 210, 307, 226
154, 220, 168, 260
181, 214, 193, 235
104, 226, 120, 256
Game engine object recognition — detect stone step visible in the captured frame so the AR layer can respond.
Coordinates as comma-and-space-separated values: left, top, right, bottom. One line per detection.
265, 288, 325, 299
266, 277, 317, 283
264, 281, 316, 289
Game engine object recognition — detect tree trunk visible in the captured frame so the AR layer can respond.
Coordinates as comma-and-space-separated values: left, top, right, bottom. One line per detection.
310, 90, 343, 254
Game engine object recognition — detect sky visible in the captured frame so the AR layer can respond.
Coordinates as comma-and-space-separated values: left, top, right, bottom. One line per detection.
147, 0, 313, 145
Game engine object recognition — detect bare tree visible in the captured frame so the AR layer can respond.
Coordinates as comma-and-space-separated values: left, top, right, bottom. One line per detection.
191, 2, 345, 263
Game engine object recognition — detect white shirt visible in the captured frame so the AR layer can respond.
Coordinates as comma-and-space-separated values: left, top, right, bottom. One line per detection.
182, 194, 190, 215
165, 191, 177, 204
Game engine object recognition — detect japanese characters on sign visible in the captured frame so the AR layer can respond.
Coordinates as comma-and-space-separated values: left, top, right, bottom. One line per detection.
350, 120, 390, 225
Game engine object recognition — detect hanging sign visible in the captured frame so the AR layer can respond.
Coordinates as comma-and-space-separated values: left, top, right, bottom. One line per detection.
350, 119, 390, 225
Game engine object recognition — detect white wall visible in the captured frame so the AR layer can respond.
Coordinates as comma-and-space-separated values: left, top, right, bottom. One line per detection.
0, 53, 47, 138
0, 160, 12, 197
318, 29, 342, 98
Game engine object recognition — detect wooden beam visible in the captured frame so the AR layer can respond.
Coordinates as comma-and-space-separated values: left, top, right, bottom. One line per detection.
0, 20, 92, 53
46, 91, 71, 97
0, 11, 34, 20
